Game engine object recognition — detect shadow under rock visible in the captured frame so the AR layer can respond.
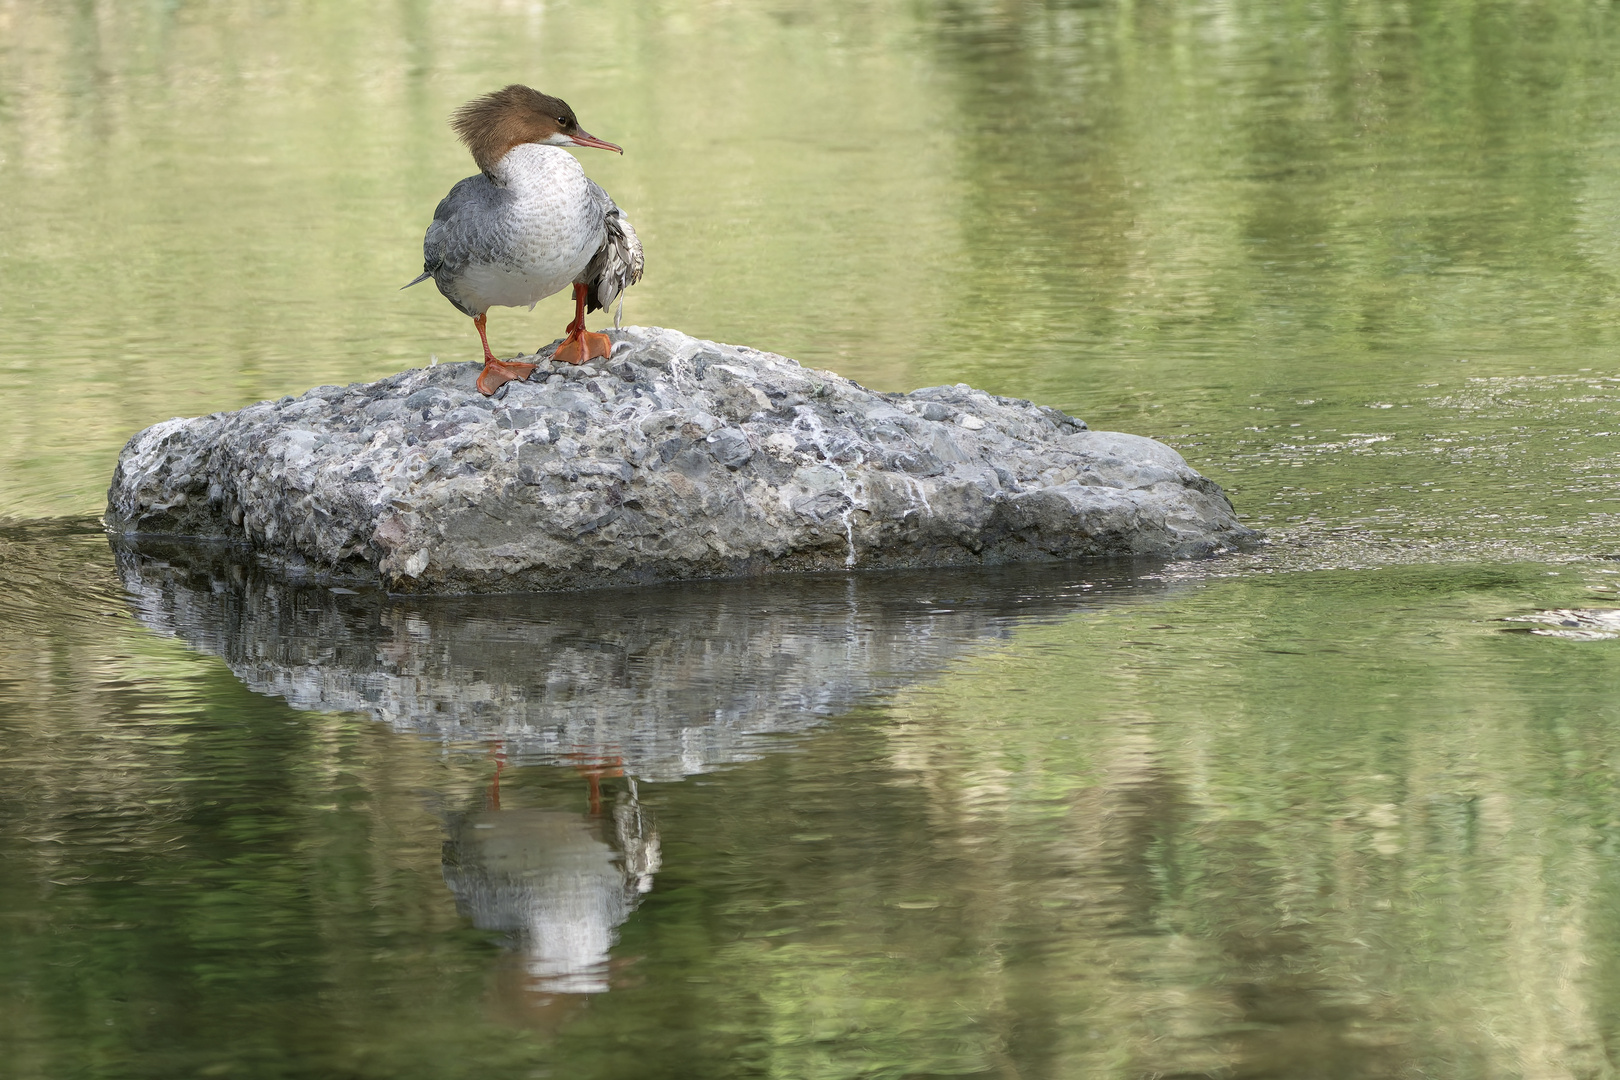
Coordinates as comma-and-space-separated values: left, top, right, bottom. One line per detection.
115, 538, 1175, 780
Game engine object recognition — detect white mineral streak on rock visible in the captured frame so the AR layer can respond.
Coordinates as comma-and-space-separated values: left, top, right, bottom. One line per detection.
105, 326, 1255, 592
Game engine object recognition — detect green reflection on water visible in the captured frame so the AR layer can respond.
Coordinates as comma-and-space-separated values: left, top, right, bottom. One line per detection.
7, 526, 1620, 1077
6, 0, 1620, 1076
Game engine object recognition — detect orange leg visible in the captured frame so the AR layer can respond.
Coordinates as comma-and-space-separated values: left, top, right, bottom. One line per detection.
552, 284, 613, 366
472, 311, 537, 396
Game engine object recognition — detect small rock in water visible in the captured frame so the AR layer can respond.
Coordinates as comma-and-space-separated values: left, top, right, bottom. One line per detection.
1501, 608, 1620, 640
105, 326, 1256, 593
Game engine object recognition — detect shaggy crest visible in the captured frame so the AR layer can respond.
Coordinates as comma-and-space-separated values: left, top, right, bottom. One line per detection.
450, 84, 580, 174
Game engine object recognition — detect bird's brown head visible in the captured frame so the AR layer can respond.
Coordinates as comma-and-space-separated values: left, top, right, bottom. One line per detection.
450, 85, 623, 175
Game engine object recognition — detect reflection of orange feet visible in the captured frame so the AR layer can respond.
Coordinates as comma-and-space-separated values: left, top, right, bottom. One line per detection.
476, 358, 537, 396
552, 330, 612, 367
487, 742, 507, 810
569, 755, 625, 816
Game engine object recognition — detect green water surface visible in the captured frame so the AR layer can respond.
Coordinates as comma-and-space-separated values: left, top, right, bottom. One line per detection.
6, 1, 1620, 1077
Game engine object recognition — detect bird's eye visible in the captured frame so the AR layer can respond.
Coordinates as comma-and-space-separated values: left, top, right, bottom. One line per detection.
557, 115, 571, 127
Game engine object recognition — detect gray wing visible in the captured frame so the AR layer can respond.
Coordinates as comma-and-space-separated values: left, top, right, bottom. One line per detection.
578, 179, 645, 315
420, 175, 508, 317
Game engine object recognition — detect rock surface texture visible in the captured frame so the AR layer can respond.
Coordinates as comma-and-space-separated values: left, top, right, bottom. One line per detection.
106, 326, 1254, 592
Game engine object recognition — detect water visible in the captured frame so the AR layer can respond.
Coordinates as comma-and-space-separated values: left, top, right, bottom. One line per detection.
5, 0, 1620, 1076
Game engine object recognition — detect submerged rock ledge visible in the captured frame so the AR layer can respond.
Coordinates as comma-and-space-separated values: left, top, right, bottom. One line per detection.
105, 326, 1255, 592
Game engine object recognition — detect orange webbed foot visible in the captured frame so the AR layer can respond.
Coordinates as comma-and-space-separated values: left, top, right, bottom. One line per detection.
476, 358, 537, 396
552, 330, 613, 367
553, 335, 609, 366
580, 330, 613, 362
552, 337, 587, 366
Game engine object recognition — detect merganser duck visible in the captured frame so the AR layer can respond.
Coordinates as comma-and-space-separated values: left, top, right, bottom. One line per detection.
405, 85, 644, 395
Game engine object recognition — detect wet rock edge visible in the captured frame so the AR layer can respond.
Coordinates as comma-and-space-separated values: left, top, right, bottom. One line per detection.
105, 326, 1258, 594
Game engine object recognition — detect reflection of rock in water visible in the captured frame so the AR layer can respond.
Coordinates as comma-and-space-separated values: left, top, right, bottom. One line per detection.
443, 787, 660, 994
114, 538, 1166, 780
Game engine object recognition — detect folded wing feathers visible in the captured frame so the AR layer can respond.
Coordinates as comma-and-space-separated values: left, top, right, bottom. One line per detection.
581, 180, 645, 314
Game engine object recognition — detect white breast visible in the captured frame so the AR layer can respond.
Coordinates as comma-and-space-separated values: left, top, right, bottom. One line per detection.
456, 145, 605, 312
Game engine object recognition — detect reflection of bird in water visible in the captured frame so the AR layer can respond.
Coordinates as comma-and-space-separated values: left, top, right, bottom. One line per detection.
442, 758, 660, 996
404, 85, 644, 396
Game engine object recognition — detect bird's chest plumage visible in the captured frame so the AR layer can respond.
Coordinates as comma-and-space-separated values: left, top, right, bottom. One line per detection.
441, 146, 604, 312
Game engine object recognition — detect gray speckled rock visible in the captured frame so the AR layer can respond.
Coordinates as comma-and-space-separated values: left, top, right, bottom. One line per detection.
105, 326, 1255, 592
